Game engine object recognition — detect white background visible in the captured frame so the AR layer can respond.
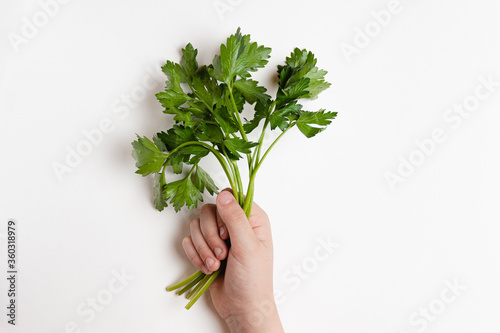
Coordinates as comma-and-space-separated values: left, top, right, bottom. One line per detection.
1, 0, 500, 332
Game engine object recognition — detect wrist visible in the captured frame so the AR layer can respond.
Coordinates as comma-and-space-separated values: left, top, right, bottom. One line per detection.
225, 301, 284, 333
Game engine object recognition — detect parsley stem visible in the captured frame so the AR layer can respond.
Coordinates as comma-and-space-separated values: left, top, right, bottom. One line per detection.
242, 179, 254, 218
176, 273, 205, 296
254, 124, 294, 175
221, 148, 240, 201
166, 270, 204, 292
227, 86, 248, 142
166, 141, 237, 194
185, 270, 220, 310
187, 273, 209, 299
253, 118, 270, 168
227, 85, 254, 171
231, 160, 245, 205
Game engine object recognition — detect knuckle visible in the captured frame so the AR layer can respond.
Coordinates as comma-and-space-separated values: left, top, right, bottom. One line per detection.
200, 204, 215, 215
182, 236, 191, 245
195, 243, 209, 258
189, 218, 200, 231
205, 233, 221, 247
187, 253, 200, 266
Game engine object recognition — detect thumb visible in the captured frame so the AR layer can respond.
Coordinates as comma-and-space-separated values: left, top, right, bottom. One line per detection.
216, 191, 256, 250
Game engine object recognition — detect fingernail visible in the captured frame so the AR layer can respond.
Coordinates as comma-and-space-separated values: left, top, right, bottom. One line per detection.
214, 247, 222, 259
218, 191, 233, 206
205, 257, 215, 270
219, 227, 225, 236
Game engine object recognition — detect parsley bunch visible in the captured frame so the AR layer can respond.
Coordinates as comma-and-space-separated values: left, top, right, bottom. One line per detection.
132, 28, 336, 309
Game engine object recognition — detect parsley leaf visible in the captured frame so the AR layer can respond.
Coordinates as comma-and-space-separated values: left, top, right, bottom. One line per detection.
269, 101, 302, 130
194, 166, 219, 196
277, 48, 331, 104
233, 79, 270, 104
153, 172, 168, 211
243, 99, 271, 133
164, 174, 203, 212
296, 110, 337, 138
180, 43, 198, 82
212, 28, 271, 84
131, 135, 167, 176
223, 137, 258, 159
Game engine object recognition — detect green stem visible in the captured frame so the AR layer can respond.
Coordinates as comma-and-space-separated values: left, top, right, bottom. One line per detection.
251, 101, 275, 172
165, 141, 237, 194
221, 147, 240, 199
242, 179, 254, 218
254, 124, 295, 175
166, 270, 204, 292
231, 160, 245, 205
177, 273, 205, 296
227, 86, 248, 142
185, 270, 220, 309
253, 118, 270, 169
227, 85, 253, 171
187, 273, 210, 299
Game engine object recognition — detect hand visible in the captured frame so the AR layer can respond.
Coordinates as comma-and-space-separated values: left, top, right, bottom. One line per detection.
182, 190, 284, 332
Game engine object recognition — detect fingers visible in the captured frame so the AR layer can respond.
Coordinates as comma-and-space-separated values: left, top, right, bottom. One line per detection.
183, 204, 229, 274
216, 190, 256, 250
200, 204, 227, 261
216, 209, 228, 240
184, 190, 272, 273
189, 218, 220, 273
247, 200, 273, 244
182, 236, 210, 274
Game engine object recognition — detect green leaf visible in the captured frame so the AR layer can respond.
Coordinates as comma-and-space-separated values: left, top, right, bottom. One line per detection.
212, 28, 271, 83
223, 137, 258, 159
180, 43, 198, 82
184, 101, 208, 118
296, 110, 337, 138
161, 61, 186, 92
194, 166, 219, 195
196, 122, 225, 144
182, 145, 210, 164
156, 90, 190, 109
276, 78, 310, 108
277, 48, 330, 103
243, 99, 270, 133
303, 67, 331, 99
190, 66, 222, 110
131, 135, 168, 176
164, 174, 203, 211
153, 134, 167, 153
157, 125, 196, 152
156, 91, 195, 126
233, 79, 270, 104
153, 172, 168, 211
269, 101, 302, 130
214, 104, 238, 135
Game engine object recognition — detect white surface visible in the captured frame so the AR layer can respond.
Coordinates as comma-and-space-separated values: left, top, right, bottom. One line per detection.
1, 0, 500, 332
